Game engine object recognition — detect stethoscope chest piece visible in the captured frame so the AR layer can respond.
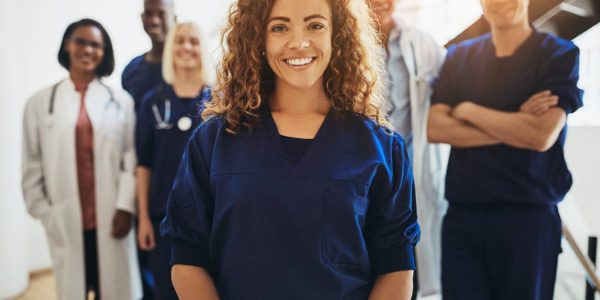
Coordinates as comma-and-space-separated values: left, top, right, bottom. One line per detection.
153, 99, 173, 129
177, 116, 192, 131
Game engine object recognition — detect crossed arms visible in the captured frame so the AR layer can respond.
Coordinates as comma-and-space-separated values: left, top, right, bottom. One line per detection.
427, 90, 567, 152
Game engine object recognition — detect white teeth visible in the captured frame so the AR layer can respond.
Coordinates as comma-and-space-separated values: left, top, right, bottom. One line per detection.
285, 57, 314, 66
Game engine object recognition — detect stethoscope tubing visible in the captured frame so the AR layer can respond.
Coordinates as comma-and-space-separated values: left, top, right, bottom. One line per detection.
48, 79, 119, 115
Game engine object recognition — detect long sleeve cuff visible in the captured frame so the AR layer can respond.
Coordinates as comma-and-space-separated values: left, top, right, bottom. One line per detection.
171, 240, 211, 269
115, 174, 136, 214
370, 244, 416, 276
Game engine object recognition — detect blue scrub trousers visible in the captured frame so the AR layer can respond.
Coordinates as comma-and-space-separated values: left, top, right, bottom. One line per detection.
149, 217, 178, 300
442, 203, 562, 300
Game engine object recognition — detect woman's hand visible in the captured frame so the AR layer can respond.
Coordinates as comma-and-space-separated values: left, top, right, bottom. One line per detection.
111, 209, 133, 239
137, 216, 156, 250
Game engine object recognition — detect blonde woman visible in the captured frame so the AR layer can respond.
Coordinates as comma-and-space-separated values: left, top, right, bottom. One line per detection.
162, 0, 419, 299
135, 22, 211, 299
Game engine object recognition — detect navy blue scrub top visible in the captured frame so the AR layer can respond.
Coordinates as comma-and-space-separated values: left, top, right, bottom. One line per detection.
122, 54, 163, 112
279, 135, 313, 165
431, 30, 583, 205
161, 108, 420, 299
136, 84, 211, 218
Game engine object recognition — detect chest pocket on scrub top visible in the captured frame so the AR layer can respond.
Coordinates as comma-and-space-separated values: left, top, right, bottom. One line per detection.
322, 187, 370, 277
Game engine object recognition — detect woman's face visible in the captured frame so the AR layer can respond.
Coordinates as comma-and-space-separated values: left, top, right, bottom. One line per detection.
65, 25, 105, 74
172, 25, 202, 71
265, 0, 332, 90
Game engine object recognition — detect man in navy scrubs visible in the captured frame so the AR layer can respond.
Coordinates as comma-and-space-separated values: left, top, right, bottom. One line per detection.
122, 1, 175, 298
428, 0, 583, 298
122, 0, 176, 111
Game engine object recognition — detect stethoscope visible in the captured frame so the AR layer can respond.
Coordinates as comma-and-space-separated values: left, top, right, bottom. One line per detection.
151, 84, 209, 131
48, 79, 120, 114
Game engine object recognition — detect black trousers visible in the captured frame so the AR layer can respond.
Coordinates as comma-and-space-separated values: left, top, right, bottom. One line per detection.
83, 230, 100, 300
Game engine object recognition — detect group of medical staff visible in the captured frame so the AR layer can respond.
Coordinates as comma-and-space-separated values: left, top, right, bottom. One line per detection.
22, 0, 211, 298
20, 0, 582, 299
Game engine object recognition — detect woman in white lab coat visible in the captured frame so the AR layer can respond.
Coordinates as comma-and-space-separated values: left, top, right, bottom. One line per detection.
21, 18, 141, 300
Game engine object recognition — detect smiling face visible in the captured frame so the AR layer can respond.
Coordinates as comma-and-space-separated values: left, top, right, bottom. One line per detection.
142, 0, 175, 44
172, 25, 202, 71
65, 25, 105, 75
265, 0, 332, 91
481, 0, 529, 30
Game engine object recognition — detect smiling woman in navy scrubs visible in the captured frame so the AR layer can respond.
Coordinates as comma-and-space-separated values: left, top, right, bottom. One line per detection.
160, 0, 420, 299
135, 22, 211, 300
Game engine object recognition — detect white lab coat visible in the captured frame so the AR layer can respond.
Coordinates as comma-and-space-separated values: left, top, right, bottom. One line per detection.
392, 18, 450, 296
21, 78, 142, 300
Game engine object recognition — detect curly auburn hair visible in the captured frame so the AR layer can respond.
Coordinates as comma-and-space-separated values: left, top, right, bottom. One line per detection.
202, 0, 390, 133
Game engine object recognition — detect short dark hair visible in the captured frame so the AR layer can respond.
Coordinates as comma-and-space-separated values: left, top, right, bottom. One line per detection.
57, 18, 115, 77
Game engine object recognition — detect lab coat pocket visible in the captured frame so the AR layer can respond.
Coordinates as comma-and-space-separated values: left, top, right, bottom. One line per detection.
40, 206, 66, 250
43, 116, 56, 128
41, 116, 62, 141
322, 187, 370, 278
99, 110, 126, 143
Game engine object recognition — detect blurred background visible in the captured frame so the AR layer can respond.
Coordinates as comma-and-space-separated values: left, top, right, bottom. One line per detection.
0, 0, 598, 299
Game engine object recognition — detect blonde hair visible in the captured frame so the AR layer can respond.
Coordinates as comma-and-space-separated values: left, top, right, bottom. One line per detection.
203, 0, 390, 133
162, 22, 212, 85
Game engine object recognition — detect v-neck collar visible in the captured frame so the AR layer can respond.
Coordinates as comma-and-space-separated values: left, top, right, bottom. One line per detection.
487, 29, 539, 61
261, 106, 333, 175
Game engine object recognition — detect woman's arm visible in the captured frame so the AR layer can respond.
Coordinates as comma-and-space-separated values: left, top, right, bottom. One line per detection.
136, 166, 155, 249
161, 121, 220, 298
172, 265, 220, 300
115, 94, 137, 214
366, 136, 419, 298
21, 94, 52, 219
369, 270, 413, 300
110, 94, 137, 238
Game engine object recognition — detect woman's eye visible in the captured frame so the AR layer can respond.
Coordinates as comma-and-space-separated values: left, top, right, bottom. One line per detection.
271, 24, 287, 32
308, 23, 325, 30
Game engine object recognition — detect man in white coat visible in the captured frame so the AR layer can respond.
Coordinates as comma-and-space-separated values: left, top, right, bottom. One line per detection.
367, 0, 449, 297
21, 19, 142, 299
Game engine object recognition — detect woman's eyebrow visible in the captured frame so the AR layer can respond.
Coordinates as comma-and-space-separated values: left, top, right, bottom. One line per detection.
303, 14, 327, 22
267, 14, 328, 23
267, 16, 290, 23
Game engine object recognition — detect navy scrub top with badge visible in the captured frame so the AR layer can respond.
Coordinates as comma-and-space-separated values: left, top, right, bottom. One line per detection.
160, 108, 420, 299
136, 84, 211, 218
431, 30, 583, 205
